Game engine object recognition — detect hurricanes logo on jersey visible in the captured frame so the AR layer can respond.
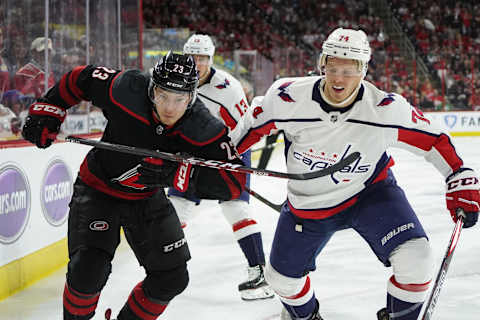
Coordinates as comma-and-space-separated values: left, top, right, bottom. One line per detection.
293, 144, 371, 184
277, 81, 295, 102
215, 78, 230, 89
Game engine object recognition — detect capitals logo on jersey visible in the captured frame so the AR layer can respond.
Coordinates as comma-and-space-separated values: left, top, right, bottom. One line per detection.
215, 78, 230, 89
293, 144, 371, 184
277, 81, 295, 102
377, 93, 396, 107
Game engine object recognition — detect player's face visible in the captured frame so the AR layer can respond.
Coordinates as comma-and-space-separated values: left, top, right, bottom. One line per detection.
191, 54, 210, 81
153, 87, 191, 126
324, 57, 363, 104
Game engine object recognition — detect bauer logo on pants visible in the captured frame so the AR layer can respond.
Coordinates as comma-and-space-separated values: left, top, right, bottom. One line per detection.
381, 223, 415, 246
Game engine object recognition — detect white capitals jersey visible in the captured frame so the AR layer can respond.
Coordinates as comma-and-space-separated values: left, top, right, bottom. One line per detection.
197, 67, 249, 130
230, 76, 464, 219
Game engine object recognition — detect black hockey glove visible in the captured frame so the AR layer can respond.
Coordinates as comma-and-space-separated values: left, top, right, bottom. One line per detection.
137, 157, 195, 192
22, 102, 66, 148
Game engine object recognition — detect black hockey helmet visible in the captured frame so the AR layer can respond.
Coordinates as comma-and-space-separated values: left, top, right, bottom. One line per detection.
149, 51, 198, 108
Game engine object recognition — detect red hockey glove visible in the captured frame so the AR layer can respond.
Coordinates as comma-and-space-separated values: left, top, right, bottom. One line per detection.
137, 157, 194, 192
22, 102, 66, 148
445, 168, 480, 228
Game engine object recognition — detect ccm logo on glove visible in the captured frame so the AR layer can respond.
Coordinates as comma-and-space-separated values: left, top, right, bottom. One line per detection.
447, 177, 479, 190
31, 103, 66, 121
174, 162, 192, 192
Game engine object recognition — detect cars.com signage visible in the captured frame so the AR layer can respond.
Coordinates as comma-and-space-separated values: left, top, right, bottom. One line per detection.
0, 164, 31, 244
41, 159, 73, 226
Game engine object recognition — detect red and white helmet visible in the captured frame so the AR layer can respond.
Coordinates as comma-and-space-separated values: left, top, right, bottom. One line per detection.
183, 34, 215, 65
319, 28, 371, 76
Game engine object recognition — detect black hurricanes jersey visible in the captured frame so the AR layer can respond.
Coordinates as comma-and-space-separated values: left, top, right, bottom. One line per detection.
43, 65, 245, 200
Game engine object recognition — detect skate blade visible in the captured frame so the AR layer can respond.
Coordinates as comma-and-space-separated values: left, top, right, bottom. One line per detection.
240, 286, 275, 301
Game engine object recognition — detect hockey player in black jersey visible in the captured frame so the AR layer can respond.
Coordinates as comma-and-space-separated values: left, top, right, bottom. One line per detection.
21, 52, 246, 320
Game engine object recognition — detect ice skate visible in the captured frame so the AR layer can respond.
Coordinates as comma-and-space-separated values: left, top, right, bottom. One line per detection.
376, 308, 390, 320
238, 265, 275, 301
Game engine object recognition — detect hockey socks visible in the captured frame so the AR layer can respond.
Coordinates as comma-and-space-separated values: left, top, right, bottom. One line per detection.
386, 275, 430, 319
238, 232, 265, 266
63, 282, 100, 319
117, 281, 167, 320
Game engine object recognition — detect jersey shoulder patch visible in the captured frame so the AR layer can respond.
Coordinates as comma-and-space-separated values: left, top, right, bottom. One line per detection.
110, 70, 150, 120
377, 93, 396, 107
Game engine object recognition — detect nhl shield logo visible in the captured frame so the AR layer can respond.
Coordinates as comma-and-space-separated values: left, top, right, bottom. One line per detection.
156, 124, 164, 135
329, 112, 340, 123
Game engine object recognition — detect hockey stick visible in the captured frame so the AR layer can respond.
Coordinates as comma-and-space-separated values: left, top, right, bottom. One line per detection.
421, 211, 465, 320
245, 186, 283, 212
64, 136, 360, 180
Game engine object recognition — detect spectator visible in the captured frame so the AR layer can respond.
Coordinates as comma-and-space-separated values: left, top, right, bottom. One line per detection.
0, 25, 10, 96
14, 37, 55, 99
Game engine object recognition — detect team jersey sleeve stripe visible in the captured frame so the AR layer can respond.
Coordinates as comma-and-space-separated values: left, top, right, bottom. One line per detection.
397, 128, 438, 151
430, 133, 463, 172
397, 129, 463, 173
237, 122, 278, 154
58, 70, 83, 106
58, 73, 79, 106
219, 105, 237, 130
68, 66, 87, 100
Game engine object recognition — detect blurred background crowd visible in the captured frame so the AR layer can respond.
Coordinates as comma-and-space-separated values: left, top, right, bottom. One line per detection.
0, 0, 478, 141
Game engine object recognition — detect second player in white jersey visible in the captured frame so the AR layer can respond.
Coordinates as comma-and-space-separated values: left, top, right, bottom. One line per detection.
197, 67, 250, 130
167, 34, 274, 301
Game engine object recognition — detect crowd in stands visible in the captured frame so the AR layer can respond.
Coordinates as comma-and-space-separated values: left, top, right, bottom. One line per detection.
390, 0, 480, 110
144, 0, 478, 111
0, 0, 478, 141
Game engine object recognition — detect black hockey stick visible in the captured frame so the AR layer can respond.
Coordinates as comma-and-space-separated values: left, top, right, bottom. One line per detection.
421, 211, 465, 320
245, 186, 283, 212
64, 136, 360, 180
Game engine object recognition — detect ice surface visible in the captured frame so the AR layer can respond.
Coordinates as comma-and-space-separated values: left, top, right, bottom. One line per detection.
1, 137, 479, 320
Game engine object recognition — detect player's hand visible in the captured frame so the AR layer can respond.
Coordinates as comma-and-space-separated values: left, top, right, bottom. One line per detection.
22, 102, 66, 148
137, 157, 194, 192
445, 168, 480, 228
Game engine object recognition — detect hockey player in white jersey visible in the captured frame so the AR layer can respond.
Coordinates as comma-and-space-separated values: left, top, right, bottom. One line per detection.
230, 28, 480, 320
167, 34, 274, 301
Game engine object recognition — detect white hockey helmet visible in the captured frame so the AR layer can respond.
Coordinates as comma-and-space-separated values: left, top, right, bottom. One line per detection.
319, 28, 371, 76
183, 34, 215, 65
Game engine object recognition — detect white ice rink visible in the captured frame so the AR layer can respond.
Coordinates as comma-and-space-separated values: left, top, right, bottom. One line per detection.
1, 137, 479, 320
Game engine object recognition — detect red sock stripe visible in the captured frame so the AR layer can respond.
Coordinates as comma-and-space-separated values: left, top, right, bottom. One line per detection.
127, 282, 167, 320
390, 276, 431, 292
63, 283, 99, 316
284, 276, 311, 300
232, 218, 257, 232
